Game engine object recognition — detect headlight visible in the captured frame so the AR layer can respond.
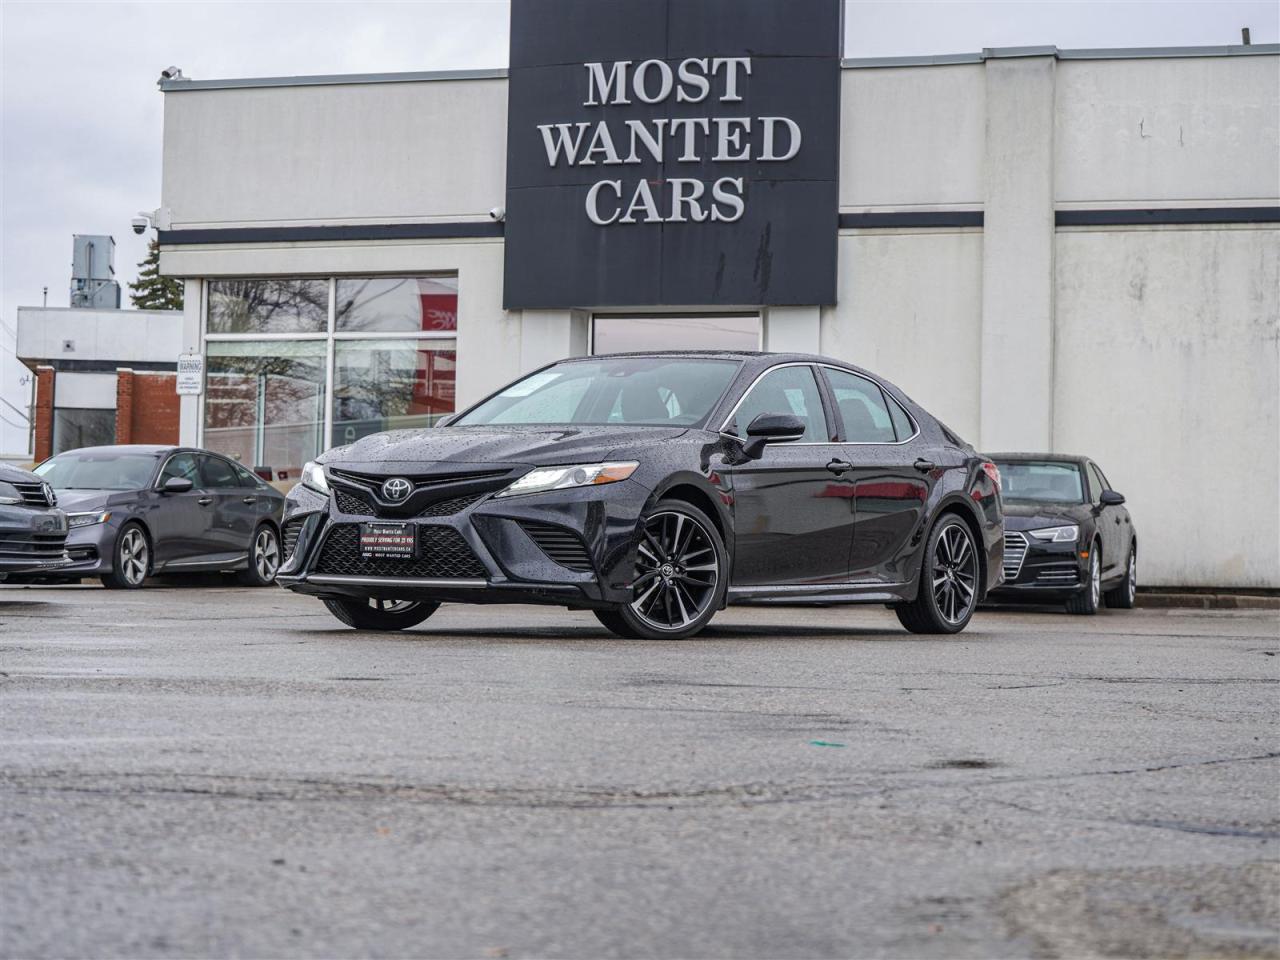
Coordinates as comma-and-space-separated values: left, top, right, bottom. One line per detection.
301, 461, 330, 495
68, 511, 111, 528
1028, 524, 1079, 543
0, 482, 19, 505
494, 461, 639, 499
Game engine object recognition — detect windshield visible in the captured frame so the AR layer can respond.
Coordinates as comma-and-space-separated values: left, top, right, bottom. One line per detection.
455, 357, 741, 427
35, 451, 159, 491
995, 460, 1085, 504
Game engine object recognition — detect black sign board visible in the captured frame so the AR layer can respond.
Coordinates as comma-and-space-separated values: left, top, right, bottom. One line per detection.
503, 0, 841, 309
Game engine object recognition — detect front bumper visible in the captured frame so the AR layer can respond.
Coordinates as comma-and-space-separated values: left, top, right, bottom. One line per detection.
0, 505, 70, 576
276, 479, 651, 609
988, 531, 1087, 601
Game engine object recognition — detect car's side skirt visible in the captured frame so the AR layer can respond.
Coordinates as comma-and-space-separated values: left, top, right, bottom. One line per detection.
728, 581, 913, 605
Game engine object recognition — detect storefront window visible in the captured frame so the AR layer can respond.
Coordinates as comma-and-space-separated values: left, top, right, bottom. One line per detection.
332, 340, 457, 445
335, 277, 458, 332
201, 276, 458, 481
203, 340, 326, 482
52, 408, 116, 455
208, 279, 328, 334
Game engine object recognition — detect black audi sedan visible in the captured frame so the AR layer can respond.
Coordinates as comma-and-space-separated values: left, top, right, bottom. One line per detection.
29, 445, 285, 589
986, 453, 1137, 614
0, 462, 69, 578
278, 352, 1003, 638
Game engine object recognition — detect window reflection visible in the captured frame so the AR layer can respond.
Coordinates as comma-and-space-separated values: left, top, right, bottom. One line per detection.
335, 277, 458, 332
203, 341, 326, 481
208, 279, 328, 334
332, 340, 457, 445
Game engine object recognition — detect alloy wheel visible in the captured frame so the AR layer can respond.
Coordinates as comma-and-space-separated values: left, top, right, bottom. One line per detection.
119, 528, 148, 586
931, 523, 977, 624
1090, 552, 1102, 608
254, 528, 280, 581
629, 510, 719, 631
370, 598, 421, 614
1126, 552, 1137, 604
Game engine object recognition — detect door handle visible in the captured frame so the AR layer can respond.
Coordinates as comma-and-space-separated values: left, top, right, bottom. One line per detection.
826, 458, 853, 476
913, 458, 936, 473
242, 496, 257, 504
197, 497, 213, 506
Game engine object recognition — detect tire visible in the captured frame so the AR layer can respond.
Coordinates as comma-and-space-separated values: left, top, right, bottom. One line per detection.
100, 522, 151, 590
895, 513, 980, 634
597, 499, 728, 640
236, 524, 281, 586
322, 596, 440, 631
1104, 543, 1137, 609
1066, 542, 1102, 615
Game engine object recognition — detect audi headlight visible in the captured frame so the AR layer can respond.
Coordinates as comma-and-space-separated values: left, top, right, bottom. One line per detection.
68, 511, 111, 528
1028, 524, 1079, 543
301, 461, 330, 495
495, 461, 639, 499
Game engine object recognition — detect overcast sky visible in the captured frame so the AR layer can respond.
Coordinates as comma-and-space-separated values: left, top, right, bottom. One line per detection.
1, 0, 1276, 453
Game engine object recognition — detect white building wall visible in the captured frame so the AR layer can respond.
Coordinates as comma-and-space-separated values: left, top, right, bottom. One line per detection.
16, 307, 183, 364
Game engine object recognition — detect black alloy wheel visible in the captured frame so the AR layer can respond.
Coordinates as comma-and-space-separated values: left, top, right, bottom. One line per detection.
101, 522, 150, 590
1067, 542, 1102, 615
896, 514, 979, 634
1104, 544, 1137, 609
595, 499, 727, 640
236, 524, 281, 586
322, 596, 440, 631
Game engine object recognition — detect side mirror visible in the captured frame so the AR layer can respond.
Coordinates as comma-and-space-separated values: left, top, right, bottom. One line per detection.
741, 412, 807, 460
1099, 489, 1125, 506
161, 476, 193, 494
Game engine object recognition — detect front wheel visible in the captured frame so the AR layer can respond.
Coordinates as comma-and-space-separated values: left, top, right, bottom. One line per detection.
100, 522, 150, 590
595, 499, 727, 640
1066, 543, 1102, 615
322, 597, 440, 631
896, 514, 980, 634
1103, 544, 1136, 609
236, 524, 281, 586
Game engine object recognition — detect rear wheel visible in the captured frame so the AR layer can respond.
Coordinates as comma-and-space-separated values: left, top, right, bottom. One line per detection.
1066, 543, 1102, 615
595, 499, 727, 640
896, 514, 979, 634
100, 523, 150, 590
322, 597, 440, 631
235, 524, 280, 586
1104, 544, 1137, 609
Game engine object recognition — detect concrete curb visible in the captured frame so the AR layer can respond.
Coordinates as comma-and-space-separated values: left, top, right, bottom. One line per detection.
1136, 592, 1279, 610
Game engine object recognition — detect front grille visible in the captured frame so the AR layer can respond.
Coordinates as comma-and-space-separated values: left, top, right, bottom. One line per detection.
10, 480, 52, 507
282, 517, 306, 562
518, 520, 593, 572
333, 487, 485, 518
1002, 532, 1028, 581
314, 523, 487, 579
1035, 562, 1080, 586
329, 468, 510, 490
0, 532, 67, 560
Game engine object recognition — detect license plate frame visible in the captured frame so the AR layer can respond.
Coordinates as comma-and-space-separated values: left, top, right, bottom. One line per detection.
359, 521, 418, 560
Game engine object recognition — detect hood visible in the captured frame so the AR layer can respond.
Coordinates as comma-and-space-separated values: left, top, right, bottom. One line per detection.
1002, 499, 1091, 531
324, 425, 693, 470
51, 489, 124, 512
0, 462, 41, 485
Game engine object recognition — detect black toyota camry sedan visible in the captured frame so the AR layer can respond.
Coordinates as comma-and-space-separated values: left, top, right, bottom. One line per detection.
28, 445, 285, 589
986, 453, 1137, 614
280, 353, 1002, 638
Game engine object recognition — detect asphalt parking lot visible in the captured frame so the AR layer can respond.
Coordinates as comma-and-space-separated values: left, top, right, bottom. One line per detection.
1, 582, 1277, 959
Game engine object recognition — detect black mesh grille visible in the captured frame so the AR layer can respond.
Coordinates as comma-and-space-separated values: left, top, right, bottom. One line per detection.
518, 521, 593, 572
333, 488, 373, 516
282, 517, 306, 562
420, 493, 486, 517
0, 532, 66, 559
314, 523, 487, 579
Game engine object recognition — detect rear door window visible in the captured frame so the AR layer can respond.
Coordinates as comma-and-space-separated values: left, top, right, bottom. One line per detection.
824, 368, 897, 443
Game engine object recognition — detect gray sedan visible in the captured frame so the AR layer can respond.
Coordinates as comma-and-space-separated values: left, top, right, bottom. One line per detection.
30, 445, 285, 589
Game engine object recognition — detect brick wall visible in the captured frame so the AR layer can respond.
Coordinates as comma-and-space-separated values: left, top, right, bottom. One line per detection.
33, 366, 55, 462
115, 369, 179, 445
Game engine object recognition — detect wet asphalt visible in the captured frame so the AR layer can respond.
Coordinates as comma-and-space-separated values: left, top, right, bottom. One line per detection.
1, 582, 1277, 959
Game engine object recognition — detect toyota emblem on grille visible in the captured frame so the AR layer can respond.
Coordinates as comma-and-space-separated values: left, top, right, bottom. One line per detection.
381, 477, 412, 502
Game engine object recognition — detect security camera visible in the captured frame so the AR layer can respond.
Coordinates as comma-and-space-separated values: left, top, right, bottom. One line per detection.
489, 206, 506, 222
159, 66, 185, 81
131, 217, 149, 235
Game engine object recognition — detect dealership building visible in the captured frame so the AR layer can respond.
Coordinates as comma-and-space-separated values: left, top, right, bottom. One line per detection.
154, 4, 1277, 589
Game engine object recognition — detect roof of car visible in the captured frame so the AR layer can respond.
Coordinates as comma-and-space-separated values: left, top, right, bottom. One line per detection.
54, 444, 181, 456
987, 452, 1092, 463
